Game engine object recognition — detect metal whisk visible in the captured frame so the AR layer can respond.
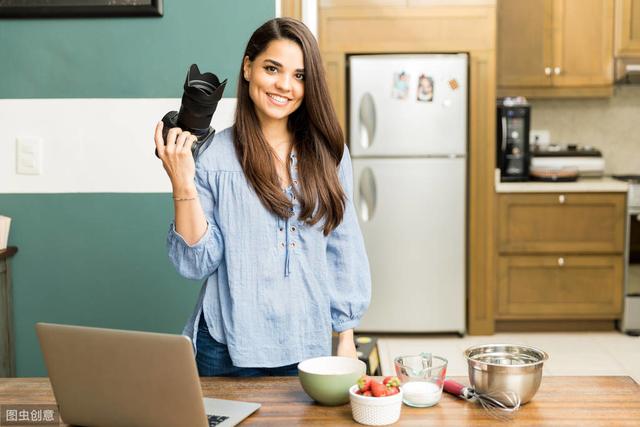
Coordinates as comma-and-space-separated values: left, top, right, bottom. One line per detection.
444, 379, 521, 420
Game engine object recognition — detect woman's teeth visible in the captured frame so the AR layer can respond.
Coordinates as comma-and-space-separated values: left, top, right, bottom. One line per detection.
268, 93, 288, 104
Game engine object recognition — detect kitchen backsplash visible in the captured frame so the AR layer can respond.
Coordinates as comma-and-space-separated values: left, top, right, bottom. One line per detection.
529, 85, 640, 175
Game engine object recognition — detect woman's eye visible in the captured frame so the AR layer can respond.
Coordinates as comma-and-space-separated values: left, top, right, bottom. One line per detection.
295, 73, 305, 81
265, 66, 277, 73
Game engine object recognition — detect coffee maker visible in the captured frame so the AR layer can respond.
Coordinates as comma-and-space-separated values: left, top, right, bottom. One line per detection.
497, 98, 531, 182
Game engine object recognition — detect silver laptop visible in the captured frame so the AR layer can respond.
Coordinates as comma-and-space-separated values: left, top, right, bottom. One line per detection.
36, 322, 261, 427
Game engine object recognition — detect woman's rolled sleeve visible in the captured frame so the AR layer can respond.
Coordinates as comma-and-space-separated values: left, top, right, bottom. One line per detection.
167, 168, 224, 280
327, 146, 372, 332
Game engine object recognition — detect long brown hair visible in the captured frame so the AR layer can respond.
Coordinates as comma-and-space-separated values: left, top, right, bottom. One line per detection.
233, 18, 345, 235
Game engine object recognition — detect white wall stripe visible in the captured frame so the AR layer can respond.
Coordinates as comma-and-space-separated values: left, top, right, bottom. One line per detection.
0, 98, 236, 193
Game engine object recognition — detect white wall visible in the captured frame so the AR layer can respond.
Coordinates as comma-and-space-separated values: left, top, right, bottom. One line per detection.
0, 99, 236, 193
530, 85, 640, 175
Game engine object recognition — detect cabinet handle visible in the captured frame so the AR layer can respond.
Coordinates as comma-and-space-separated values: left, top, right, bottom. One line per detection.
544, 67, 552, 76
554, 67, 562, 75
558, 195, 566, 204
558, 257, 565, 267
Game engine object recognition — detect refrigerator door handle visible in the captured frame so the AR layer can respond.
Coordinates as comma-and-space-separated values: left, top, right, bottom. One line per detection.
358, 167, 377, 222
359, 92, 376, 149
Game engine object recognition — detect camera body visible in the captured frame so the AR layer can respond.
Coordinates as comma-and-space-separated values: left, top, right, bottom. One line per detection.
156, 64, 227, 159
160, 110, 216, 159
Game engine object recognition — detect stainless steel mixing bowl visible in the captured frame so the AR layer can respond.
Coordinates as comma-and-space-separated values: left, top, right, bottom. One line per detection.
464, 344, 549, 405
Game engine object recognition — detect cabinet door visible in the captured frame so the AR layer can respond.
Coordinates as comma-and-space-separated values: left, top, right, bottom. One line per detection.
497, 255, 623, 318
498, 193, 626, 254
497, 0, 553, 87
552, 0, 614, 86
616, 0, 640, 55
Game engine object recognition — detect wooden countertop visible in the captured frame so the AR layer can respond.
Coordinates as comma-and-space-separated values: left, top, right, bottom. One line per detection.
1, 376, 640, 426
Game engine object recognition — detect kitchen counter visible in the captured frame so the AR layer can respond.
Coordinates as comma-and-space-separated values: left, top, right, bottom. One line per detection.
495, 169, 629, 193
1, 376, 639, 426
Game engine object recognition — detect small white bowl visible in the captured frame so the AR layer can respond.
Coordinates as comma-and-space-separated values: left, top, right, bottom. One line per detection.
349, 384, 403, 426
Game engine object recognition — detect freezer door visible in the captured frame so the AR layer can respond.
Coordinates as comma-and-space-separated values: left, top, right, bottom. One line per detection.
353, 157, 466, 333
349, 54, 468, 157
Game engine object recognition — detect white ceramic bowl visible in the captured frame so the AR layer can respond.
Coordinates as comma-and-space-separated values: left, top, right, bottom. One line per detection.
349, 384, 403, 426
298, 356, 366, 406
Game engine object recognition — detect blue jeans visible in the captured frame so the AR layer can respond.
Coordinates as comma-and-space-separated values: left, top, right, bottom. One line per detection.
195, 314, 299, 377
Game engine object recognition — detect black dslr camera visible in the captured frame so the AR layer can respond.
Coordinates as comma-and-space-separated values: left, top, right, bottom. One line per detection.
155, 64, 227, 159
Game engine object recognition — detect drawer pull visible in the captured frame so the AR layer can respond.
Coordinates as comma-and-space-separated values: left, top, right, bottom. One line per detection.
558, 257, 565, 267
558, 195, 566, 204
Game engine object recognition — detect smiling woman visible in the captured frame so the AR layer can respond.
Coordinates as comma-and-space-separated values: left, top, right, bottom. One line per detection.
241, 39, 306, 191
234, 18, 346, 232
246, 51, 305, 120
154, 17, 372, 378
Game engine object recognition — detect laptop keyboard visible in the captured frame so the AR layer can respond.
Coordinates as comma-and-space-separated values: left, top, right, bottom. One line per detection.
207, 414, 230, 426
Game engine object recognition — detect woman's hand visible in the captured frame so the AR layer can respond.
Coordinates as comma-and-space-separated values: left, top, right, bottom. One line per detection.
154, 121, 198, 194
336, 329, 358, 359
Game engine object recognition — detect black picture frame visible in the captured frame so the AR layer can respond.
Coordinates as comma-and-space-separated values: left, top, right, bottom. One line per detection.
0, 0, 163, 18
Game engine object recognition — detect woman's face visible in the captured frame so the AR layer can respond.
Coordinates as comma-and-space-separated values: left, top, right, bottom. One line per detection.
243, 39, 305, 126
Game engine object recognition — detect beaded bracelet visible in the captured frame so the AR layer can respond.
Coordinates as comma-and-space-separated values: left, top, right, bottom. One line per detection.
173, 196, 197, 201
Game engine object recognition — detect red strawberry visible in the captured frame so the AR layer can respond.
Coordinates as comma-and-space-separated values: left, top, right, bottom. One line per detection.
370, 380, 387, 397
357, 375, 372, 392
384, 376, 401, 387
354, 389, 361, 395
386, 386, 400, 396
363, 390, 372, 397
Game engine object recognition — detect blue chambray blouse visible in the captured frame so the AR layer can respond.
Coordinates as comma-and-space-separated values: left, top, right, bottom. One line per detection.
167, 127, 371, 368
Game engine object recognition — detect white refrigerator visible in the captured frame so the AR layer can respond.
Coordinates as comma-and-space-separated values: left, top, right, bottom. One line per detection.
349, 53, 467, 334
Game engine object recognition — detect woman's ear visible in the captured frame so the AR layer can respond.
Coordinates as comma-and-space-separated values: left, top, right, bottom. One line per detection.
243, 56, 251, 81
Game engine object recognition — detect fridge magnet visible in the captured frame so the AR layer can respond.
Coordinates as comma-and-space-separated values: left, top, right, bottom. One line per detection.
416, 74, 434, 102
391, 71, 410, 100
448, 78, 459, 90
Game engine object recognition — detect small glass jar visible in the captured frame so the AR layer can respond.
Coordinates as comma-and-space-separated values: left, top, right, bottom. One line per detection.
394, 353, 448, 408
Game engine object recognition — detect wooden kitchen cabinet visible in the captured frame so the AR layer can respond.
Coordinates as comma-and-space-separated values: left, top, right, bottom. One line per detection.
497, 0, 553, 88
615, 0, 640, 56
498, 193, 626, 254
497, 0, 614, 97
496, 193, 625, 323
497, 255, 623, 318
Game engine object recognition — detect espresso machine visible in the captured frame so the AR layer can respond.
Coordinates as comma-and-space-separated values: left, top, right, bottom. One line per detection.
497, 98, 531, 182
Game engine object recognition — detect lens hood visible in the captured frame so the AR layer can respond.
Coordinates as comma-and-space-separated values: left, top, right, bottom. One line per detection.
156, 64, 227, 159
177, 64, 227, 131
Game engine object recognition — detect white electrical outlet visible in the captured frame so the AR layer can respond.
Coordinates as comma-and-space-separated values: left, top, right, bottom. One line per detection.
530, 130, 551, 146
16, 137, 43, 175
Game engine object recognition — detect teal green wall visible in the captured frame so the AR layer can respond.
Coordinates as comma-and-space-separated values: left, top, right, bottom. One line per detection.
1, 194, 205, 376
0, 0, 275, 98
0, 0, 275, 376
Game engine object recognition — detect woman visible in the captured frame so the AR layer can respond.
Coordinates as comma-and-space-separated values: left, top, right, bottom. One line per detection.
154, 17, 371, 377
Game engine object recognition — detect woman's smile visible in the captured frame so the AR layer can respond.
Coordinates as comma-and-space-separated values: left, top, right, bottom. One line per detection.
266, 92, 291, 106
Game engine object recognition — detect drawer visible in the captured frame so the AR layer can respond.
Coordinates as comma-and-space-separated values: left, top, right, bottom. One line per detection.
498, 193, 626, 254
497, 255, 624, 319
